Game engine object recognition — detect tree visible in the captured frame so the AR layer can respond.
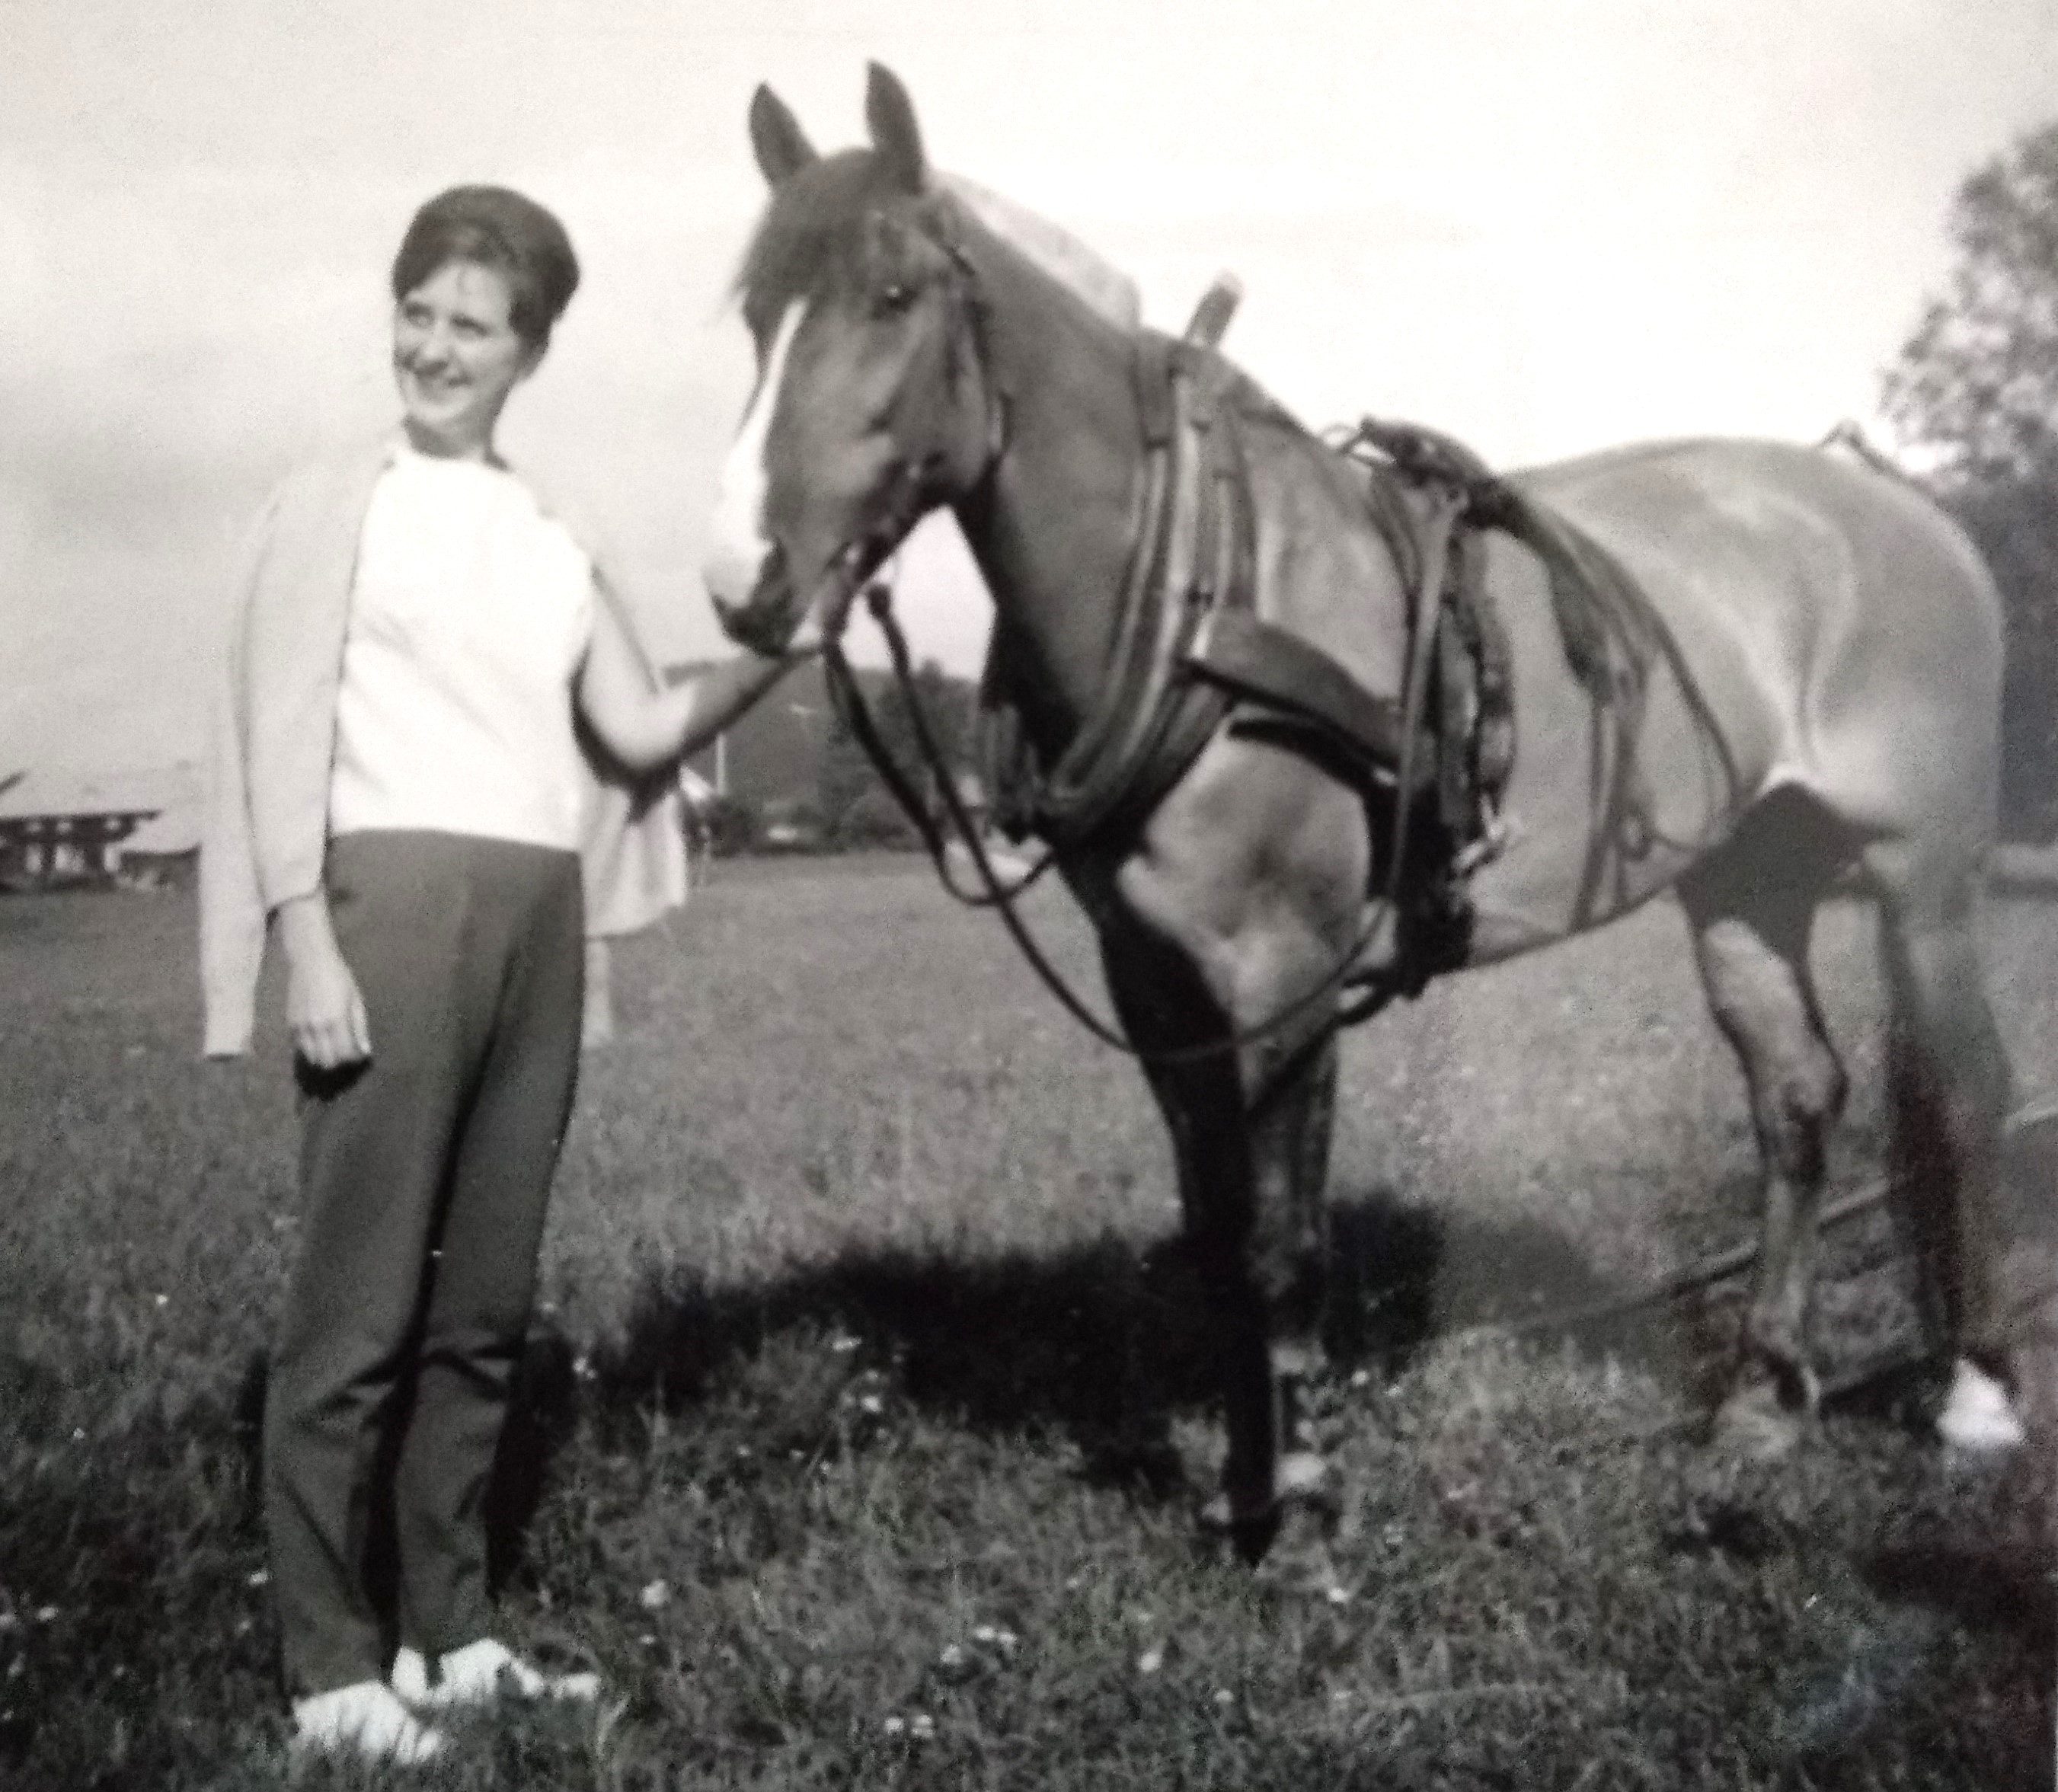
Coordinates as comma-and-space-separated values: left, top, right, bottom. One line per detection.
816, 686, 880, 847
1882, 120, 2058, 840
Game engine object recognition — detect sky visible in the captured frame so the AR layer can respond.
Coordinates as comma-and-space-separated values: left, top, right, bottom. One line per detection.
4, 0, 2056, 779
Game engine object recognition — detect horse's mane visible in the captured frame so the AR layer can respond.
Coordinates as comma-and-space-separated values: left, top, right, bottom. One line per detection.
733, 151, 1141, 334
934, 174, 1140, 331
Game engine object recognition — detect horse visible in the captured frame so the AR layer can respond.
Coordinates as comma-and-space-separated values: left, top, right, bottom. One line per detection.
702, 63, 2044, 1560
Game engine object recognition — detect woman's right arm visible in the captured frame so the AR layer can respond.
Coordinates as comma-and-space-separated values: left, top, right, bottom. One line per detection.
276, 892, 372, 1068
225, 451, 390, 1067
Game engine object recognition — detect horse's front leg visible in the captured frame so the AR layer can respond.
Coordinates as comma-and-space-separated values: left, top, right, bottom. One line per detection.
1098, 915, 1344, 1565
1219, 1021, 1338, 1558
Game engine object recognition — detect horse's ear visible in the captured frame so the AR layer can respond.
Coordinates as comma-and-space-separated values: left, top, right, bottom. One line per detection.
749, 84, 817, 186
864, 62, 926, 193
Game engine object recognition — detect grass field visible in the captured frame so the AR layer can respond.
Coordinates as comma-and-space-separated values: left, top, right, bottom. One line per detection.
5, 857, 2058, 1789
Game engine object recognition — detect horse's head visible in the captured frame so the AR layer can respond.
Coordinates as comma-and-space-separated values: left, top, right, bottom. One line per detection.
706, 64, 1002, 657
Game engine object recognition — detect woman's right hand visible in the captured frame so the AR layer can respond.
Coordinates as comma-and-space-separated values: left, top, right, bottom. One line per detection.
276, 893, 372, 1068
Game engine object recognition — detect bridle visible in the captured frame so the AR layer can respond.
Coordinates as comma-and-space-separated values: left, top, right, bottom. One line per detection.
810, 212, 1010, 653
718, 206, 1006, 663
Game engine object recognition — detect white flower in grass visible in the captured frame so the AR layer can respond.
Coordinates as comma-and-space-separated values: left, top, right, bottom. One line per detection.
1213, 1688, 1234, 1707
638, 1580, 671, 1611
909, 1714, 935, 1740
858, 1393, 884, 1416
1136, 1647, 1163, 1675
154, 1294, 169, 1309
882, 1715, 906, 1736
34, 1608, 57, 1624
971, 1624, 1018, 1654
830, 1333, 860, 1355
938, 1644, 967, 1672
246, 1570, 269, 1589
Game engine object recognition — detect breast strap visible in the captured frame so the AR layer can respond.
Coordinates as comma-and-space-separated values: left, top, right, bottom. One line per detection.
987, 331, 1252, 851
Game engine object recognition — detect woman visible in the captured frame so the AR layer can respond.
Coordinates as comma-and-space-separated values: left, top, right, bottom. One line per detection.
201, 186, 808, 1764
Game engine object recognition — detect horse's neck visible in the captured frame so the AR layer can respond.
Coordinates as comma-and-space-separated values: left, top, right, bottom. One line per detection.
948, 225, 1414, 759
948, 235, 1147, 752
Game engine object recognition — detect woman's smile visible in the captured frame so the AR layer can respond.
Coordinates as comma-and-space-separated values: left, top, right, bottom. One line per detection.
391, 260, 537, 458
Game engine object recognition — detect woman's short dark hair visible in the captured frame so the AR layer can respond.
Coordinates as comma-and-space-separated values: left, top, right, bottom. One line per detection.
391, 186, 580, 348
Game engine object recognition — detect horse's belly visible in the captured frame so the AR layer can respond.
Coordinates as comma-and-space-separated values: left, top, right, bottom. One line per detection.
1458, 533, 1782, 961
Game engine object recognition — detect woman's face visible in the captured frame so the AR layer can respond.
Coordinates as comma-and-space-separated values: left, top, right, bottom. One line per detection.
391, 259, 540, 458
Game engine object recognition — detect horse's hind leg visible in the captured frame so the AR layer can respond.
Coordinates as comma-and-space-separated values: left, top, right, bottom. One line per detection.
1866, 842, 2020, 1448
1677, 803, 1851, 1457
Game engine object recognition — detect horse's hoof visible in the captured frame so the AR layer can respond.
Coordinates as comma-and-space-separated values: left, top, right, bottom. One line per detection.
1198, 1452, 1336, 1566
1935, 1357, 2026, 1458
1712, 1372, 1814, 1463
1200, 1496, 1349, 1594
1277, 1449, 1335, 1509
1252, 1531, 1350, 1601
1197, 1493, 1281, 1564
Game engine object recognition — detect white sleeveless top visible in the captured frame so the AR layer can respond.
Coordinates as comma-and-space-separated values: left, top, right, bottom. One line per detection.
329, 449, 595, 851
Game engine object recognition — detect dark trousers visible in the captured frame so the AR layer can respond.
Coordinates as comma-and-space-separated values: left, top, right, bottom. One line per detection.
264, 830, 583, 1697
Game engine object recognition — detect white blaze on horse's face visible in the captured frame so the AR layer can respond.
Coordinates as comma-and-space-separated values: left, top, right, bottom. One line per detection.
705, 299, 807, 618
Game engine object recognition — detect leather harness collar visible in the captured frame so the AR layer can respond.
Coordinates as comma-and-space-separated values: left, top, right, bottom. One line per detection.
988, 330, 1251, 851
982, 330, 1488, 877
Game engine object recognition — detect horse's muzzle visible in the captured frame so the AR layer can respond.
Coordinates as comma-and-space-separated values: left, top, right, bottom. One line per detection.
711, 548, 806, 657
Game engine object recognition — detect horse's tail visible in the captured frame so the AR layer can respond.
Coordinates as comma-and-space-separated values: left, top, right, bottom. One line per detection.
1818, 420, 1918, 484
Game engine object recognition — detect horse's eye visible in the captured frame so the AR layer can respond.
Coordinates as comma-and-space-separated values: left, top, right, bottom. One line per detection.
872, 281, 916, 319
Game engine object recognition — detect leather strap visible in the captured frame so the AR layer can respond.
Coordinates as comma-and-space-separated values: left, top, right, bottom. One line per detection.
1184, 611, 1406, 778
1022, 333, 1248, 849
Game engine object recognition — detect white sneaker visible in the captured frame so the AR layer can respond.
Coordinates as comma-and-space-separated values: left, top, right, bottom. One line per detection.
391, 1637, 601, 1711
292, 1679, 446, 1765
1937, 1358, 2028, 1455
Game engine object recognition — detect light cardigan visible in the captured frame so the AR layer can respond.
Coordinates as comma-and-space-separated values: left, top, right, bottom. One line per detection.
200, 436, 687, 1059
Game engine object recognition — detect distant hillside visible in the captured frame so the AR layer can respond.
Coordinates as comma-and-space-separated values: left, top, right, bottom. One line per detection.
676, 657, 832, 803
670, 659, 977, 810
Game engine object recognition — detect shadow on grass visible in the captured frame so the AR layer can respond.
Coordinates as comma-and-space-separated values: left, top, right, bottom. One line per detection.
1862, 1541, 2056, 1643
218, 1183, 1724, 1592
1330, 1184, 1718, 1394
546, 1181, 1686, 1487
1745, 1536, 2058, 1787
